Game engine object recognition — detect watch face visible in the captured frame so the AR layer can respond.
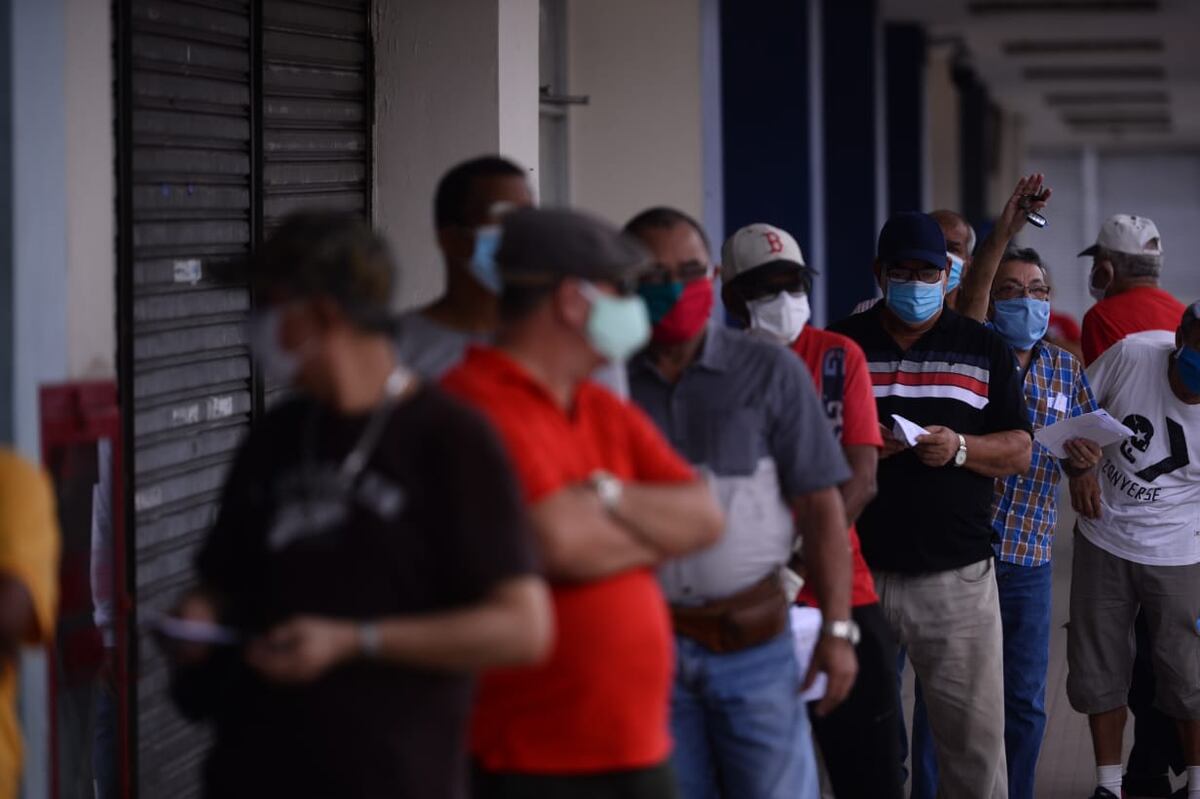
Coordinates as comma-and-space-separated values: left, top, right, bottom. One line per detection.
955, 450, 967, 466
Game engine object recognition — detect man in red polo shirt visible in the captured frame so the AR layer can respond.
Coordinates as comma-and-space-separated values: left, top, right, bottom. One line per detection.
443, 207, 725, 798
1078, 213, 1187, 798
721, 223, 902, 798
1080, 214, 1184, 367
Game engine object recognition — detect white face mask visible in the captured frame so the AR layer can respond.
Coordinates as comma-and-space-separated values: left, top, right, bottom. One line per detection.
747, 292, 811, 345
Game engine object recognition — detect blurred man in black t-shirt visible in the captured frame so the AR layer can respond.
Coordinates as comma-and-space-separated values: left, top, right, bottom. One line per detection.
165, 212, 552, 799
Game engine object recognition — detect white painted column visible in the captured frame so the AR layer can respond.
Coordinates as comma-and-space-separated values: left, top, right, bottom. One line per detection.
65, 0, 114, 380
373, 0, 540, 312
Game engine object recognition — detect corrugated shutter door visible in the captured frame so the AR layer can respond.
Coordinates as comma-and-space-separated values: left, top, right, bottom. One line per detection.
120, 1, 372, 795
261, 0, 370, 407
127, 2, 252, 794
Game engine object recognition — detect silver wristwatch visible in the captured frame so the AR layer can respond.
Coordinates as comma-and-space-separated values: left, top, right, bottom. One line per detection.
953, 433, 968, 468
589, 470, 624, 512
358, 621, 381, 658
821, 619, 861, 646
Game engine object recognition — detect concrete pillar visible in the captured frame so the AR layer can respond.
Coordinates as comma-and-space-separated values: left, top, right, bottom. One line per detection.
373, 0, 540, 311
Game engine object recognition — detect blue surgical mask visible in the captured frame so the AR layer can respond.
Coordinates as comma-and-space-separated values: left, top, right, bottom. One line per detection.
946, 254, 965, 293
991, 297, 1050, 351
1175, 345, 1200, 394
469, 225, 503, 293
886, 278, 944, 325
580, 283, 651, 362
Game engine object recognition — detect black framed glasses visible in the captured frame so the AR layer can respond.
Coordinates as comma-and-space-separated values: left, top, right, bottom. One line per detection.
992, 283, 1051, 301
886, 266, 943, 284
638, 260, 712, 287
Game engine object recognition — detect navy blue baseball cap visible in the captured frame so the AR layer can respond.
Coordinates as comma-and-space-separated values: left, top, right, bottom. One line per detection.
877, 212, 948, 270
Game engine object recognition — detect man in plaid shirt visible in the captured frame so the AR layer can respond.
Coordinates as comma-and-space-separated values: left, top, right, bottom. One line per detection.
983, 247, 1102, 798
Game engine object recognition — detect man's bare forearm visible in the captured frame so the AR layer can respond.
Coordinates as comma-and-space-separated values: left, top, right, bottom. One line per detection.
955, 230, 1010, 323
530, 486, 660, 581
963, 430, 1032, 478
615, 480, 724, 556
794, 487, 852, 622
372, 576, 552, 670
840, 445, 879, 524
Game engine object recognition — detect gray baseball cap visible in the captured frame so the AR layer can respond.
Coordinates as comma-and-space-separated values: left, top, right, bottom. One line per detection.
498, 207, 651, 287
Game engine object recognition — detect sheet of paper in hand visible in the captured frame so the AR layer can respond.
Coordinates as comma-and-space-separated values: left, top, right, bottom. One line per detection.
789, 606, 827, 702
1033, 409, 1135, 459
891, 414, 931, 448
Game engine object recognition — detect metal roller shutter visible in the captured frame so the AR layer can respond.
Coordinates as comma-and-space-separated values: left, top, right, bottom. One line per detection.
116, 1, 372, 794
261, 0, 371, 407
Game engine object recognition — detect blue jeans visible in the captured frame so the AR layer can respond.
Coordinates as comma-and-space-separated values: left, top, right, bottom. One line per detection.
670, 629, 819, 799
902, 560, 1052, 799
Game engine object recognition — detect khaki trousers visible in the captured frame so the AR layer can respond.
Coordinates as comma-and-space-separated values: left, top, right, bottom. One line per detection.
874, 558, 1008, 799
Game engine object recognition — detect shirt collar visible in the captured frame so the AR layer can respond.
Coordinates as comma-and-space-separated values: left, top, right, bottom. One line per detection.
630, 323, 730, 380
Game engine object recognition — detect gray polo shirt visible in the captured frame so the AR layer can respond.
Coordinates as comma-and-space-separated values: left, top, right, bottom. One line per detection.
629, 324, 851, 603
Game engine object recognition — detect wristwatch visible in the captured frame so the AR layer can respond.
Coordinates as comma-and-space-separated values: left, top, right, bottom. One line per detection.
821, 619, 861, 646
588, 470, 624, 512
358, 621, 381, 658
953, 433, 968, 468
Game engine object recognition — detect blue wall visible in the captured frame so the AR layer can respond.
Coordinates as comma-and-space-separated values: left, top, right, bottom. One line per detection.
885, 23, 925, 217
719, 0, 812, 256
822, 0, 880, 322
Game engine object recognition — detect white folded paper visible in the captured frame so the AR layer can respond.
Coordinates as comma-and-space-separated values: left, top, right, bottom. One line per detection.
789, 606, 828, 702
1034, 409, 1134, 459
891, 414, 930, 448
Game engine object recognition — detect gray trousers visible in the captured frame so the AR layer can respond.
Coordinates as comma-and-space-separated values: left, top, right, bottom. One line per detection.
875, 558, 1008, 799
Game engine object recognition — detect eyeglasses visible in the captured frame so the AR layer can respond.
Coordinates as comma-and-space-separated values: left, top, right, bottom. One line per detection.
638, 260, 712, 287
887, 266, 942, 284
992, 283, 1051, 301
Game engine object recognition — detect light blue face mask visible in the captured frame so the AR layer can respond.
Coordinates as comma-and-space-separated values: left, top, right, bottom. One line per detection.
886, 277, 944, 325
946, 254, 965, 293
991, 297, 1050, 351
468, 225, 503, 293
580, 282, 651, 362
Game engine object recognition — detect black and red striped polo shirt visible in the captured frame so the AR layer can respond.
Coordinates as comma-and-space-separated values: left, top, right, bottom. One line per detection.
830, 304, 1032, 573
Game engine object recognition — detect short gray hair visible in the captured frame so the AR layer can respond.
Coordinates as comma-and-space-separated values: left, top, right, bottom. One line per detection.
1100, 247, 1162, 279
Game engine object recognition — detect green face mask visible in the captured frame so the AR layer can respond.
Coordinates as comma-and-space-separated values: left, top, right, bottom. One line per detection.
580, 282, 651, 362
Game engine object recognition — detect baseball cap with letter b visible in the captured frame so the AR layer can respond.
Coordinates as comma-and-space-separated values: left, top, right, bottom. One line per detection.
1078, 214, 1163, 258
720, 223, 807, 284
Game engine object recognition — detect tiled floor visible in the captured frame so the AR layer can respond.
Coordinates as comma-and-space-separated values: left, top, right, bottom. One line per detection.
897, 503, 1140, 798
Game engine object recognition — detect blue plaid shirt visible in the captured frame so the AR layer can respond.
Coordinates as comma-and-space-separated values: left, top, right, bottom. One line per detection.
991, 339, 1099, 566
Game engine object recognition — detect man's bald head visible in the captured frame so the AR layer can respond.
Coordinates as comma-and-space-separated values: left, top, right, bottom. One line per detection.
930, 210, 976, 260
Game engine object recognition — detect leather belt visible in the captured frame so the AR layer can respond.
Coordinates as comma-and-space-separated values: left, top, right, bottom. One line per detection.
670, 572, 789, 654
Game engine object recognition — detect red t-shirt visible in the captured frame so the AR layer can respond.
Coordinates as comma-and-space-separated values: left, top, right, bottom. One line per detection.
442, 346, 695, 774
790, 327, 881, 608
1081, 286, 1185, 366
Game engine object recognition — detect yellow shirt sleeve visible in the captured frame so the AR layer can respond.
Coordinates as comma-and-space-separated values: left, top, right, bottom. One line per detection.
0, 449, 61, 644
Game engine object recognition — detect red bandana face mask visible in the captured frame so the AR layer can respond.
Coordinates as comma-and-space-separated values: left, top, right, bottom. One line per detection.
651, 278, 714, 344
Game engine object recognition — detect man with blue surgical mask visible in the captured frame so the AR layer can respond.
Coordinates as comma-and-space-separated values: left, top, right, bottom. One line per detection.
977, 248, 1102, 799
829, 211, 1033, 799
394, 155, 533, 379
1066, 302, 1200, 799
